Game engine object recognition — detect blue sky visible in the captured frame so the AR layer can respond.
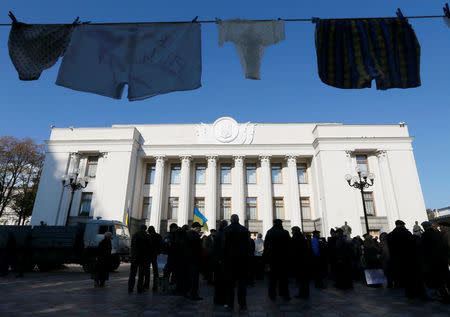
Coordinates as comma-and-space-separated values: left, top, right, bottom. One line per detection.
0, 0, 448, 209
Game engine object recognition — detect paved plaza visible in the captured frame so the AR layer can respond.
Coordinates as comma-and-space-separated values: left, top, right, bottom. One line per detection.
0, 263, 449, 317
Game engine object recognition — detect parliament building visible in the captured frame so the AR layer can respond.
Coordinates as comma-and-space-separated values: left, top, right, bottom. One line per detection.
31, 117, 427, 237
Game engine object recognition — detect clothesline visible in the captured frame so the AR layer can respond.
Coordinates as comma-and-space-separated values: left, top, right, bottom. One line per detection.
0, 14, 445, 26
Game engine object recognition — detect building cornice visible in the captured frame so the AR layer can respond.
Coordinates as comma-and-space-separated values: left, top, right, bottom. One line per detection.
312, 137, 414, 148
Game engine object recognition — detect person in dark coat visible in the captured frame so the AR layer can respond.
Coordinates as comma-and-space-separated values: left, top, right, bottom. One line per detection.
264, 219, 291, 301
387, 220, 426, 299
173, 225, 189, 295
247, 236, 256, 286
334, 228, 353, 289
421, 221, 450, 303
163, 223, 178, 281
202, 229, 216, 285
185, 222, 203, 300
290, 226, 311, 298
146, 226, 162, 291
128, 225, 151, 293
311, 230, 327, 288
223, 214, 251, 311
94, 232, 112, 288
214, 220, 228, 305
327, 228, 337, 281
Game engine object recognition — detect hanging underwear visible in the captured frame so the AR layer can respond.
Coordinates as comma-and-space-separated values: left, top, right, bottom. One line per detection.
218, 19, 285, 80
444, 16, 450, 28
56, 23, 202, 100
314, 18, 421, 90
8, 20, 75, 81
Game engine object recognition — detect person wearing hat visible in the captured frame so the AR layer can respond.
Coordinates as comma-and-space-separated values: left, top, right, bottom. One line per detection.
387, 220, 427, 299
184, 222, 203, 300
311, 230, 327, 289
421, 221, 450, 303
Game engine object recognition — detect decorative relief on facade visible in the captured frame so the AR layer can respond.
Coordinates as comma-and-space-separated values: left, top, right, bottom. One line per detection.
195, 117, 255, 144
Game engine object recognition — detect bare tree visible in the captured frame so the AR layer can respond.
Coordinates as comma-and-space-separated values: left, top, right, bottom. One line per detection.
0, 136, 44, 218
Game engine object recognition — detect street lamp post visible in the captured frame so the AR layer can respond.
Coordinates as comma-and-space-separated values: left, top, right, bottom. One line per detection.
345, 168, 375, 235
62, 171, 89, 226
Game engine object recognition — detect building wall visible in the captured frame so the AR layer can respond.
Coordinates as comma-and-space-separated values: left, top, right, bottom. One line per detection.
31, 119, 427, 237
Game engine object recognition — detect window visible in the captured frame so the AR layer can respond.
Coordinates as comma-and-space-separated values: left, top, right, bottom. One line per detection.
356, 155, 369, 173
98, 225, 113, 235
86, 156, 98, 178
300, 197, 311, 219
247, 197, 257, 220
114, 224, 130, 237
145, 164, 156, 184
363, 192, 376, 216
271, 164, 282, 184
143, 197, 152, 219
220, 197, 232, 219
246, 164, 257, 184
221, 164, 232, 184
170, 164, 181, 184
297, 164, 308, 184
194, 197, 205, 214
195, 165, 206, 184
79, 192, 92, 216
273, 198, 284, 219
168, 197, 179, 219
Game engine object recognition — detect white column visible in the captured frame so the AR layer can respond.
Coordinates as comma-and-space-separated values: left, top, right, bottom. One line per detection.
149, 155, 166, 233
377, 151, 399, 231
233, 155, 246, 223
259, 155, 273, 234
178, 155, 192, 227
286, 155, 302, 228
206, 155, 218, 230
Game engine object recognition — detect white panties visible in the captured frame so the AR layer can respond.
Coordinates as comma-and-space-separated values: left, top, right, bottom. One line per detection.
218, 19, 285, 80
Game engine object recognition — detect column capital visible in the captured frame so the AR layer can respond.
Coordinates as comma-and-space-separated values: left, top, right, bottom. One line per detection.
153, 155, 167, 164
285, 154, 298, 165
259, 155, 271, 164
233, 155, 245, 166
206, 154, 218, 161
179, 155, 192, 162
70, 152, 81, 160
345, 150, 354, 158
376, 150, 387, 158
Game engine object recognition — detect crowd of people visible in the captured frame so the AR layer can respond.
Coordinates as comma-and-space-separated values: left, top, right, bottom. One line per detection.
118, 215, 450, 311
2, 214, 449, 310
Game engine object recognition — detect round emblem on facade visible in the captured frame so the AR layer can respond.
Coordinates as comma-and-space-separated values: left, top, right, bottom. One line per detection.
213, 117, 239, 143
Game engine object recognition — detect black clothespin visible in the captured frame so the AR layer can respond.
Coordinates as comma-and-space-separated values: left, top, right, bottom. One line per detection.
8, 11, 18, 23
312, 17, 320, 24
396, 8, 405, 19
444, 3, 450, 18
215, 17, 221, 23
191, 16, 198, 23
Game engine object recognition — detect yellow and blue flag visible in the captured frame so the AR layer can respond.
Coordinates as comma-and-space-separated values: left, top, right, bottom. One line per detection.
193, 207, 208, 232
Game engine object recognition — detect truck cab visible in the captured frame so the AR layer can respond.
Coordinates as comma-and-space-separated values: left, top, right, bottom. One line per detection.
83, 219, 131, 270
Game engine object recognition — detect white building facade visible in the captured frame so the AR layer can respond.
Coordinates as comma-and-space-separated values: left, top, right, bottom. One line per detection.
31, 117, 428, 237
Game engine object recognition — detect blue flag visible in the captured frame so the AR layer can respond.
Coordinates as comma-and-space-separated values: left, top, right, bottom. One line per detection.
193, 207, 208, 231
